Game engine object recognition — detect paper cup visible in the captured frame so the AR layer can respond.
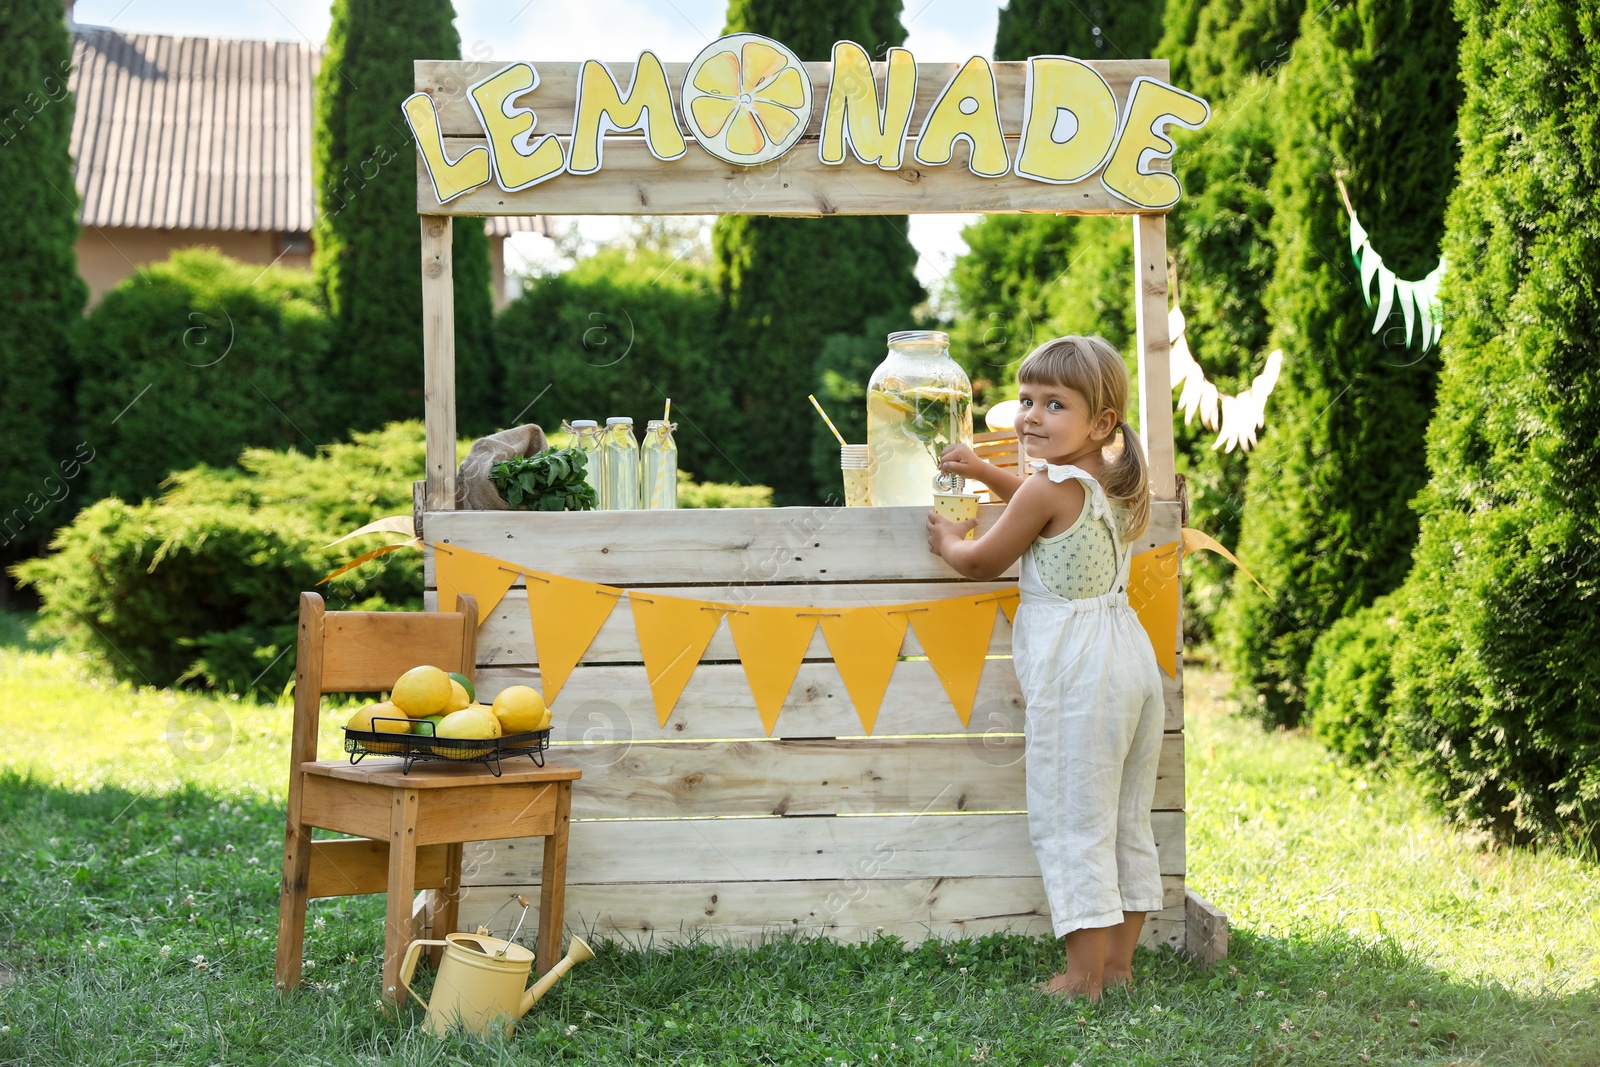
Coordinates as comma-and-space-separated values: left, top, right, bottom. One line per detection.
933, 492, 980, 539
840, 444, 870, 507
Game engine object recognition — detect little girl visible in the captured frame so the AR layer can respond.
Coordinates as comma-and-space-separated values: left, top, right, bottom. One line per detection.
927, 335, 1165, 1001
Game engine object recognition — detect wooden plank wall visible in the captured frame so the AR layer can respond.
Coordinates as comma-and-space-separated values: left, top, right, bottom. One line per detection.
421, 501, 1185, 948
415, 59, 1168, 216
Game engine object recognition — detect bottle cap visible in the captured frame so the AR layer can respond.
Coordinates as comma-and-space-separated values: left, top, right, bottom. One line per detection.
569, 419, 598, 429
605, 416, 634, 426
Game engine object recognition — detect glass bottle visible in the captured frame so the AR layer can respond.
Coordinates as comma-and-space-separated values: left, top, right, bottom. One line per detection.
642, 420, 678, 509
599, 417, 640, 510
568, 420, 605, 508
866, 331, 972, 506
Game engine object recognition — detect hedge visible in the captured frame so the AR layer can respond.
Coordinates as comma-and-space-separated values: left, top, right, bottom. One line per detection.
1221, 0, 1461, 725
1383, 0, 1600, 847
15, 424, 427, 694
73, 250, 333, 505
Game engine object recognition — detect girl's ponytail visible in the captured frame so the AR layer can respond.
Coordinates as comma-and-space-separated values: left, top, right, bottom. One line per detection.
1103, 420, 1150, 542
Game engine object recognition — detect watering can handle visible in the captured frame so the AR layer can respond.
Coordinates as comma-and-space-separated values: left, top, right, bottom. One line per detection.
399, 939, 448, 1009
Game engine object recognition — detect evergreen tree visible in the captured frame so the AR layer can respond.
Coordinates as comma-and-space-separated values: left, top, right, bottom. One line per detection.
1149, 0, 1305, 636
1164, 91, 1279, 633
715, 0, 924, 505
1156, 0, 1306, 100
314, 0, 498, 438
1221, 0, 1461, 726
995, 0, 1165, 59
950, 0, 1161, 406
1385, 0, 1600, 846
0, 0, 87, 570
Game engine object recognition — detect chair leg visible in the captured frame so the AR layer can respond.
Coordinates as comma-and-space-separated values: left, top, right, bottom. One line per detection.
535, 782, 574, 977
275, 817, 313, 992
382, 789, 422, 1008
428, 842, 465, 968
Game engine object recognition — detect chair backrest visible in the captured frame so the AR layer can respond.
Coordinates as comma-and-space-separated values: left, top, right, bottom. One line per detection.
973, 429, 1020, 473
290, 591, 479, 764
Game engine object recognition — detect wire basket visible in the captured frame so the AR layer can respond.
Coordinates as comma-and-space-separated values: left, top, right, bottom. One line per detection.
343, 716, 550, 776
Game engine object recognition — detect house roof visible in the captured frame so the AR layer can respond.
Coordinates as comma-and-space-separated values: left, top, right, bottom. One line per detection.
68, 25, 546, 239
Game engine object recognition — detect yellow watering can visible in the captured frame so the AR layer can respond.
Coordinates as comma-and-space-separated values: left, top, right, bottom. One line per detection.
399, 897, 593, 1038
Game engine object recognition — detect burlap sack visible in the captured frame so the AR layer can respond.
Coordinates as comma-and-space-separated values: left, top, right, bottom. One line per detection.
455, 423, 548, 510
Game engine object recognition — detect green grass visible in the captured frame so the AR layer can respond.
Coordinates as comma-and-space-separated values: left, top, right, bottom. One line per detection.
0, 618, 1595, 1066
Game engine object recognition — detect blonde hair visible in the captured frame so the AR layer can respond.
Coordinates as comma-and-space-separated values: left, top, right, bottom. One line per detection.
1016, 335, 1150, 541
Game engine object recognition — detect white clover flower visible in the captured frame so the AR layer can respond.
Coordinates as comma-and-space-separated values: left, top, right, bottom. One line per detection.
159, 945, 171, 960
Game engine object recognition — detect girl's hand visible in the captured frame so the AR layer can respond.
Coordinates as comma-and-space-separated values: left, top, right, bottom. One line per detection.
927, 509, 978, 556
938, 443, 986, 481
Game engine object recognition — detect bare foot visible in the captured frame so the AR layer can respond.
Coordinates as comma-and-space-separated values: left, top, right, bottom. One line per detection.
1038, 972, 1101, 1001
1102, 969, 1133, 991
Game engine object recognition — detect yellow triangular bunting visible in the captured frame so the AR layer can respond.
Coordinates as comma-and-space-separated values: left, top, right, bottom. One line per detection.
725, 607, 819, 736
434, 543, 520, 619
525, 571, 622, 706
819, 607, 909, 736
1181, 526, 1270, 597
630, 595, 726, 726
1128, 542, 1182, 679
995, 590, 1019, 626
908, 595, 1000, 727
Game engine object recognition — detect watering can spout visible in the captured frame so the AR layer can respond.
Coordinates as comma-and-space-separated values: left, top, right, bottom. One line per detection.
520, 936, 594, 1017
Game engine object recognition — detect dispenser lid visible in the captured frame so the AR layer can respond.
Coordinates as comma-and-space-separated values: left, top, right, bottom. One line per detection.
887, 330, 949, 346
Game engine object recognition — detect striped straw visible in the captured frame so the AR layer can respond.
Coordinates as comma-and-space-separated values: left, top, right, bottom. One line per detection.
808, 394, 848, 447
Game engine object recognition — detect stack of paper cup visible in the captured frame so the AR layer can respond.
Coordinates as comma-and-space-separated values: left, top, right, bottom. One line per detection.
840, 444, 870, 507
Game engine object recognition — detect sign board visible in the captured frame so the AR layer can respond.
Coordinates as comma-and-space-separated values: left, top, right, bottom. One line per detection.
408, 37, 1208, 217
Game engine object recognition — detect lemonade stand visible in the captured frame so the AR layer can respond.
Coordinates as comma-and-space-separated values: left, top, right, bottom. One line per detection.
402, 39, 1225, 960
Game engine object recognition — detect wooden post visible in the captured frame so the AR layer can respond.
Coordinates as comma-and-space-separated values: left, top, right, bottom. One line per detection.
421, 215, 457, 510
1133, 213, 1176, 500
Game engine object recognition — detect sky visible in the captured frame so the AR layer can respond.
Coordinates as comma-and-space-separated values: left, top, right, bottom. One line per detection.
70, 0, 1005, 298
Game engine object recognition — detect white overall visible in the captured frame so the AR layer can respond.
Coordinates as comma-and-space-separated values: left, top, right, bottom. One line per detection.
1011, 463, 1166, 936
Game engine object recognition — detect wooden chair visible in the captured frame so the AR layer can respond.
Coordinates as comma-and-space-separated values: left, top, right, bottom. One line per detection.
972, 429, 1022, 502
275, 591, 581, 1006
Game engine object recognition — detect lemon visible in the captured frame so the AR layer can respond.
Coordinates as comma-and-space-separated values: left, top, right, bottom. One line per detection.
448, 672, 476, 704
492, 685, 548, 734
346, 701, 412, 754
445, 679, 472, 713
436, 708, 497, 759
390, 665, 452, 717
474, 704, 504, 739
681, 34, 812, 165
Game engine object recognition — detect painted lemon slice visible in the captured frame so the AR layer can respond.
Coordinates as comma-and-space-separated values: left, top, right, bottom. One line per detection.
681, 33, 813, 167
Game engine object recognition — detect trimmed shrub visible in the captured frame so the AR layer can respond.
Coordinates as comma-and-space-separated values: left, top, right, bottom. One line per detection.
497, 249, 738, 485
14, 423, 426, 694
678, 473, 773, 510
313, 0, 498, 436
1167, 87, 1280, 636
714, 0, 924, 505
73, 250, 332, 505
1383, 0, 1600, 847
0, 0, 88, 559
1307, 593, 1401, 764
1221, 0, 1461, 725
